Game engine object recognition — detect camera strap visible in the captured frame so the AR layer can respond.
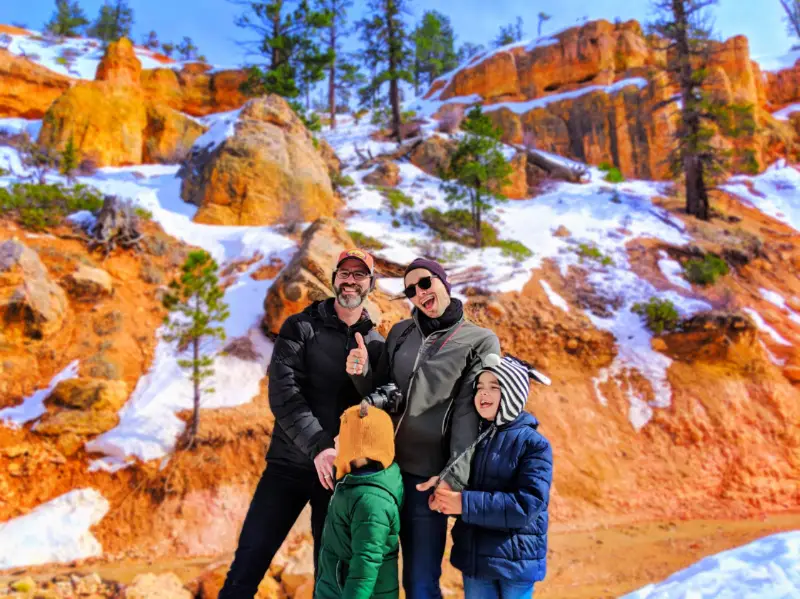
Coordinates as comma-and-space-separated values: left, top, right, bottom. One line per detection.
389, 320, 465, 385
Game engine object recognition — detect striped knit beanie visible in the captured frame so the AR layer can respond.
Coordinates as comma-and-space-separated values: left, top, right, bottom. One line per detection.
477, 354, 551, 426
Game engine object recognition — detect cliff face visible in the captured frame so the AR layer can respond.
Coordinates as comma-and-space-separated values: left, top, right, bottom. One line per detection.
423, 20, 794, 180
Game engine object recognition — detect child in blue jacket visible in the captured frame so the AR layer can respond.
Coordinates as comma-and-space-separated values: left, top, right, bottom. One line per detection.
431, 354, 553, 599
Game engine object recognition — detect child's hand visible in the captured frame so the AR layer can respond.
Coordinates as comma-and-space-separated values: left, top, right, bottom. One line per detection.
431, 486, 462, 515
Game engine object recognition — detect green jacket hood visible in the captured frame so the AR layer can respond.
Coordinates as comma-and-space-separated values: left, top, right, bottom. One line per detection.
338, 462, 403, 508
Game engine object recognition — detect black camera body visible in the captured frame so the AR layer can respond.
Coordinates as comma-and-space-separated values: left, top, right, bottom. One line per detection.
363, 383, 404, 414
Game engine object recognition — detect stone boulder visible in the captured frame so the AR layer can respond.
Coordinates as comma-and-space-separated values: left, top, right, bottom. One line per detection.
141, 64, 249, 117
410, 136, 457, 177
63, 265, 113, 301
318, 138, 342, 177
181, 95, 337, 227
194, 565, 284, 599
363, 160, 401, 187
263, 218, 408, 336
123, 573, 192, 599
0, 49, 73, 118
34, 378, 128, 437
0, 240, 67, 341
95, 37, 141, 86
144, 104, 206, 163
38, 39, 207, 166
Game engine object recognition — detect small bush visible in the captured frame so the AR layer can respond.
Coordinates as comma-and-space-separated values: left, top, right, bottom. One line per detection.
87, 353, 121, 380
0, 166, 10, 177
496, 239, 533, 261
348, 231, 386, 251
77, 157, 98, 176
381, 188, 414, 214
93, 310, 123, 336
598, 162, 624, 183
737, 149, 760, 175
134, 207, 153, 221
55, 56, 69, 66
332, 173, 355, 189
632, 297, 680, 334
577, 243, 613, 267
683, 254, 729, 286
0, 183, 105, 231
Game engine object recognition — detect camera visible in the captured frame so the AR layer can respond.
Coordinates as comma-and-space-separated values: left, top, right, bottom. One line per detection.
363, 383, 405, 414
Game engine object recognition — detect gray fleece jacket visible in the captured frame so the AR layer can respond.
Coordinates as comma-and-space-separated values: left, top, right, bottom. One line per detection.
371, 311, 500, 490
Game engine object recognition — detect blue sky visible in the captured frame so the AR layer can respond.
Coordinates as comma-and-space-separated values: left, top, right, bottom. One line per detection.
2, 0, 792, 69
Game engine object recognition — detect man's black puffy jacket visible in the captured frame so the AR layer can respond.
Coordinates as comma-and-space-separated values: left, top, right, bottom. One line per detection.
266, 298, 384, 470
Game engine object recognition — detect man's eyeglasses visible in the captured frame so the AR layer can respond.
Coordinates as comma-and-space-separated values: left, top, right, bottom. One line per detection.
336, 270, 370, 282
403, 275, 436, 299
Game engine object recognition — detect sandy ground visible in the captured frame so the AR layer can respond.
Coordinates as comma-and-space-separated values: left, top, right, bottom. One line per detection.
3, 512, 798, 597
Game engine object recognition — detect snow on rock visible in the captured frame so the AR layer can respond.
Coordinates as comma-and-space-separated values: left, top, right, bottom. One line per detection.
482, 78, 649, 116
743, 308, 793, 346
759, 288, 800, 326
540, 280, 570, 312
192, 108, 243, 153
5, 30, 168, 79
658, 251, 692, 291
622, 531, 800, 599
0, 489, 109, 569
723, 161, 800, 232
0, 361, 80, 428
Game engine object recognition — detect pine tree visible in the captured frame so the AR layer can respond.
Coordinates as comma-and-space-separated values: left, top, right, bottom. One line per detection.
358, 0, 413, 141
142, 30, 159, 50
234, 1, 332, 102
441, 106, 512, 247
457, 41, 484, 63
335, 55, 365, 111
161, 42, 175, 57
780, 0, 800, 47
60, 136, 79, 184
312, 0, 352, 129
88, 0, 134, 45
413, 10, 457, 96
45, 0, 89, 38
177, 36, 199, 61
19, 134, 57, 186
651, 0, 728, 221
537, 12, 552, 37
162, 251, 230, 450
493, 16, 524, 48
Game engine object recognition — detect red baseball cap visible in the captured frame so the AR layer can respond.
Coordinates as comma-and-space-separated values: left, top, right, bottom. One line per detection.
336, 248, 375, 275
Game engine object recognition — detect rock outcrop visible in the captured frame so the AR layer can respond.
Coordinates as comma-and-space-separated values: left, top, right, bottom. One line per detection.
0, 240, 67, 341
263, 218, 408, 336
363, 160, 401, 187
141, 63, 249, 118
425, 19, 785, 179
180, 95, 337, 227
62, 264, 113, 301
0, 49, 73, 118
764, 59, 800, 109
38, 39, 206, 166
34, 378, 129, 437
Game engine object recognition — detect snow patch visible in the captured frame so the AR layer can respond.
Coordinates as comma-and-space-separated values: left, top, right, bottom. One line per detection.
658, 251, 692, 291
622, 531, 800, 599
0, 361, 80, 428
0, 489, 109, 569
773, 103, 800, 121
192, 108, 243, 152
0, 117, 43, 139
540, 280, 570, 312
723, 161, 800, 232
743, 308, 793, 346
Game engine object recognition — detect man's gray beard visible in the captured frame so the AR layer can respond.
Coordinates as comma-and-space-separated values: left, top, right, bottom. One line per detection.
335, 285, 367, 309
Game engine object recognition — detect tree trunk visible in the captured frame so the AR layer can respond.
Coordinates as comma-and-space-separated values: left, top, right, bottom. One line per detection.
190, 336, 200, 447
271, 2, 282, 70
672, 0, 710, 221
329, 13, 337, 129
386, 1, 403, 141
474, 195, 483, 248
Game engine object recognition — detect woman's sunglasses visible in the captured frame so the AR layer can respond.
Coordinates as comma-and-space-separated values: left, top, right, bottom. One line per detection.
403, 275, 436, 299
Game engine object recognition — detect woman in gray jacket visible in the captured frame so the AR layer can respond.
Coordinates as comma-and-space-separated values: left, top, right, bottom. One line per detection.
347, 257, 500, 599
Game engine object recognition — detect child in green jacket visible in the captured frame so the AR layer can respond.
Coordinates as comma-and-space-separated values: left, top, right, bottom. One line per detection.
314, 400, 404, 599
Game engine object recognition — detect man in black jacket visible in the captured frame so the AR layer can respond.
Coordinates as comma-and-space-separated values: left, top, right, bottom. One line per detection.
218, 249, 384, 599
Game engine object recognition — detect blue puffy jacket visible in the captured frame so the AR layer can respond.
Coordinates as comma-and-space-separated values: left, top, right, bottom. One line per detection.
450, 411, 553, 582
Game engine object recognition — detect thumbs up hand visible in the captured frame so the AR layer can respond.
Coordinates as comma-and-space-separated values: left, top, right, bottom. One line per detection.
347, 332, 369, 376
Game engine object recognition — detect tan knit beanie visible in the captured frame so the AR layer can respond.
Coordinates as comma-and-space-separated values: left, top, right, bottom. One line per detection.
333, 400, 395, 479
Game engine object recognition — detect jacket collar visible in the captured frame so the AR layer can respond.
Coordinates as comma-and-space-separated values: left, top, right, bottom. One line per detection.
309, 298, 374, 335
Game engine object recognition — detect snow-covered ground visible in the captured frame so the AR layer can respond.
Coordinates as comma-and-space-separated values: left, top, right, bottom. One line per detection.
2, 28, 234, 80
623, 531, 800, 599
0, 489, 109, 569
723, 160, 800, 232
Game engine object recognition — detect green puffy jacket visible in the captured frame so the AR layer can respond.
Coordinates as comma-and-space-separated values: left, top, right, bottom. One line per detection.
314, 463, 404, 599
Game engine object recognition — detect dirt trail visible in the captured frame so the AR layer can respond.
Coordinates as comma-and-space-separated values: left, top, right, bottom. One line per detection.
3, 513, 798, 598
